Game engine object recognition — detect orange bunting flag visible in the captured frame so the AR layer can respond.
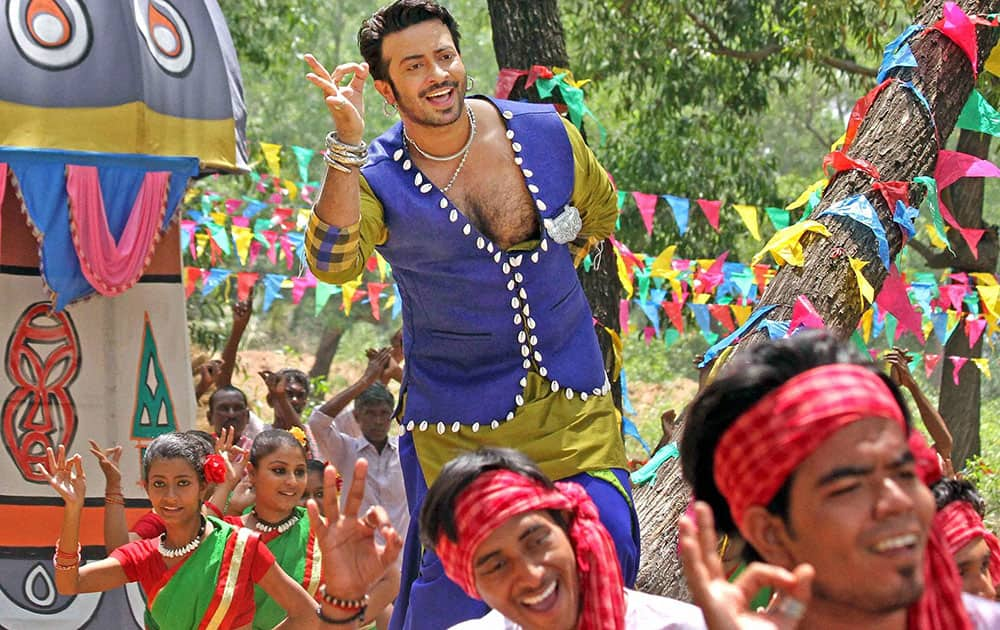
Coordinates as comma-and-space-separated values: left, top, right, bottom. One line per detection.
184, 267, 203, 299
662, 300, 685, 333
708, 304, 735, 333
696, 199, 722, 231
236, 272, 258, 301
367, 282, 388, 320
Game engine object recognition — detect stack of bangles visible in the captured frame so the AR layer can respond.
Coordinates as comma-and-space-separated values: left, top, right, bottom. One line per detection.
105, 491, 124, 506
316, 585, 369, 625
324, 132, 368, 173
53, 540, 81, 571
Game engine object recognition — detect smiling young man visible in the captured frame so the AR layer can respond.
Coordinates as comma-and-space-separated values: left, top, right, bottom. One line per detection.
932, 478, 1000, 600
303, 1, 637, 628
421, 448, 704, 630
678, 330, 1000, 629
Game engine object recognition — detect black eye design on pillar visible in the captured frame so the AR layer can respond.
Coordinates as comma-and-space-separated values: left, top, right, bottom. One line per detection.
132, 0, 194, 77
7, 0, 92, 70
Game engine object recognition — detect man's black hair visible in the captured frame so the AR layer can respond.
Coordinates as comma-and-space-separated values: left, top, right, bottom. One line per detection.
357, 382, 395, 411
358, 0, 461, 82
307, 458, 327, 474
933, 477, 987, 517
277, 368, 310, 395
208, 385, 248, 411
680, 329, 912, 560
419, 447, 555, 550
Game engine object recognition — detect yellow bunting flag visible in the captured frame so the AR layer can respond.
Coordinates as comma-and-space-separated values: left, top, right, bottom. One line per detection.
987, 43, 1000, 77
946, 309, 961, 335
830, 132, 846, 152
731, 304, 752, 327
971, 272, 998, 287
211, 211, 228, 227
860, 308, 874, 343
849, 257, 875, 305
751, 220, 832, 266
649, 245, 677, 278
375, 251, 390, 282
231, 226, 254, 265
260, 142, 282, 176
925, 224, 949, 249
552, 66, 591, 89
972, 358, 992, 379
692, 293, 711, 305
978, 285, 1000, 326
732, 204, 761, 241
283, 179, 299, 202
341, 279, 361, 316
786, 179, 828, 210
194, 232, 210, 258
281, 278, 294, 289
923, 319, 935, 342
616, 249, 633, 299
603, 326, 623, 378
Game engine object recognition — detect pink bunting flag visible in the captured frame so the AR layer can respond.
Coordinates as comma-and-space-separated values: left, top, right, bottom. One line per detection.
279, 235, 294, 270
924, 353, 942, 379
696, 199, 722, 231
291, 277, 309, 304
939, 284, 968, 311
875, 265, 925, 342
643, 326, 656, 345
225, 198, 242, 215
610, 236, 643, 271
789, 295, 825, 332
236, 272, 258, 301
696, 251, 729, 295
248, 240, 262, 266
231, 216, 249, 228
935, 2, 978, 76
966, 316, 987, 348
494, 68, 528, 99
632, 192, 658, 236
950, 355, 969, 385
950, 272, 969, 284
934, 150, 1000, 256
619, 299, 631, 334
662, 301, 685, 333
264, 231, 279, 264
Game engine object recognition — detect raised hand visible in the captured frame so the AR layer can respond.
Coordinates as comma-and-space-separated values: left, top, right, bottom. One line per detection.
227, 476, 256, 516
87, 439, 123, 490
39, 446, 87, 510
232, 288, 254, 331
362, 348, 393, 384
309, 459, 403, 600
304, 55, 369, 143
679, 501, 814, 630
259, 369, 287, 397
215, 426, 249, 481
886, 347, 916, 390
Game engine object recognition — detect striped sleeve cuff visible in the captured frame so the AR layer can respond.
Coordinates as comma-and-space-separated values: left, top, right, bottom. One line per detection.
305, 211, 362, 275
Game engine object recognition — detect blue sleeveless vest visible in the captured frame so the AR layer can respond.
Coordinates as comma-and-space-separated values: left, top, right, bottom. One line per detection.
362, 97, 609, 430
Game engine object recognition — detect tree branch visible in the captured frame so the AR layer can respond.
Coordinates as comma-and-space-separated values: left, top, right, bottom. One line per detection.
818, 54, 878, 77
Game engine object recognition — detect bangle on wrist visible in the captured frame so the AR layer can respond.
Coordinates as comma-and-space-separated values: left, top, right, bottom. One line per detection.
104, 493, 125, 506
316, 605, 366, 625
53, 540, 81, 569
204, 500, 224, 518
318, 585, 369, 610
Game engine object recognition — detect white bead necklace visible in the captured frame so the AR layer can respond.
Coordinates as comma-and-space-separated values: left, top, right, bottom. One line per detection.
158, 516, 206, 559
403, 105, 477, 194
252, 509, 301, 534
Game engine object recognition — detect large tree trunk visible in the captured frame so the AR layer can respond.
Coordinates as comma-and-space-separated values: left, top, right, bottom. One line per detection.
309, 324, 345, 379
638, 0, 1000, 599
487, 0, 624, 406
936, 129, 997, 465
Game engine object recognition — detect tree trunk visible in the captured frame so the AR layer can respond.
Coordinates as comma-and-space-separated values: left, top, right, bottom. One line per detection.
936, 129, 997, 466
632, 457, 691, 599
486, 0, 623, 407
309, 324, 345, 379
638, 0, 1000, 598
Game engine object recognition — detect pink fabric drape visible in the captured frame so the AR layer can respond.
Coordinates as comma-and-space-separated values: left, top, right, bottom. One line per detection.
66, 165, 170, 296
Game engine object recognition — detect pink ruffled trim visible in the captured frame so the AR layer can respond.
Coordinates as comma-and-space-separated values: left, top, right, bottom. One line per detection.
65, 165, 170, 297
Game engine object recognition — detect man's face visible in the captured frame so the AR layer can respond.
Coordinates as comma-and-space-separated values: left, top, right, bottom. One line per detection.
778, 418, 935, 618
209, 390, 249, 439
954, 536, 997, 600
376, 20, 466, 128
472, 511, 579, 630
285, 380, 308, 415
355, 401, 393, 444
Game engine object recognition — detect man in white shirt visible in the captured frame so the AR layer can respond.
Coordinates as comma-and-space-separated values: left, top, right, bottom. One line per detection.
308, 373, 409, 541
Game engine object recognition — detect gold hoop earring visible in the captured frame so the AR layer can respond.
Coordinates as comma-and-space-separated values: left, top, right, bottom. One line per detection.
466, 76, 475, 92
383, 101, 397, 117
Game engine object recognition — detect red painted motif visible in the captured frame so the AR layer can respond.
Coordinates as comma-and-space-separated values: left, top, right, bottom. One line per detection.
2, 303, 80, 482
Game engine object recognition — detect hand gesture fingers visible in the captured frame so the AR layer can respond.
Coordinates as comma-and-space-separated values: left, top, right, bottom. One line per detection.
39, 447, 86, 508
304, 55, 368, 135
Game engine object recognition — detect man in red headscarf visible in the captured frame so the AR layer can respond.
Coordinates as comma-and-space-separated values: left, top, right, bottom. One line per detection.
420, 447, 705, 629
933, 478, 1000, 600
677, 330, 1000, 629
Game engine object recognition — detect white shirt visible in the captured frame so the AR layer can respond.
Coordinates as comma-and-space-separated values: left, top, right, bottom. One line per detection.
330, 402, 363, 439
308, 408, 409, 544
448, 589, 706, 629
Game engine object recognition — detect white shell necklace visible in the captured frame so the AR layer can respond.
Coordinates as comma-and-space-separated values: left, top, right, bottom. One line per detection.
158, 516, 206, 558
403, 105, 477, 194
252, 509, 300, 534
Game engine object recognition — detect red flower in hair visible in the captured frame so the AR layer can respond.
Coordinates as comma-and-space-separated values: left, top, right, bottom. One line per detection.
203, 454, 227, 484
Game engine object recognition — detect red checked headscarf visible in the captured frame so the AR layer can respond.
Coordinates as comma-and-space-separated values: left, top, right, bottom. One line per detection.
934, 500, 1000, 587
713, 363, 970, 630
435, 469, 625, 630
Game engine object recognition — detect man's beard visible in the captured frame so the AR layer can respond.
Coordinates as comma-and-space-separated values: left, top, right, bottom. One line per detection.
391, 77, 466, 127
